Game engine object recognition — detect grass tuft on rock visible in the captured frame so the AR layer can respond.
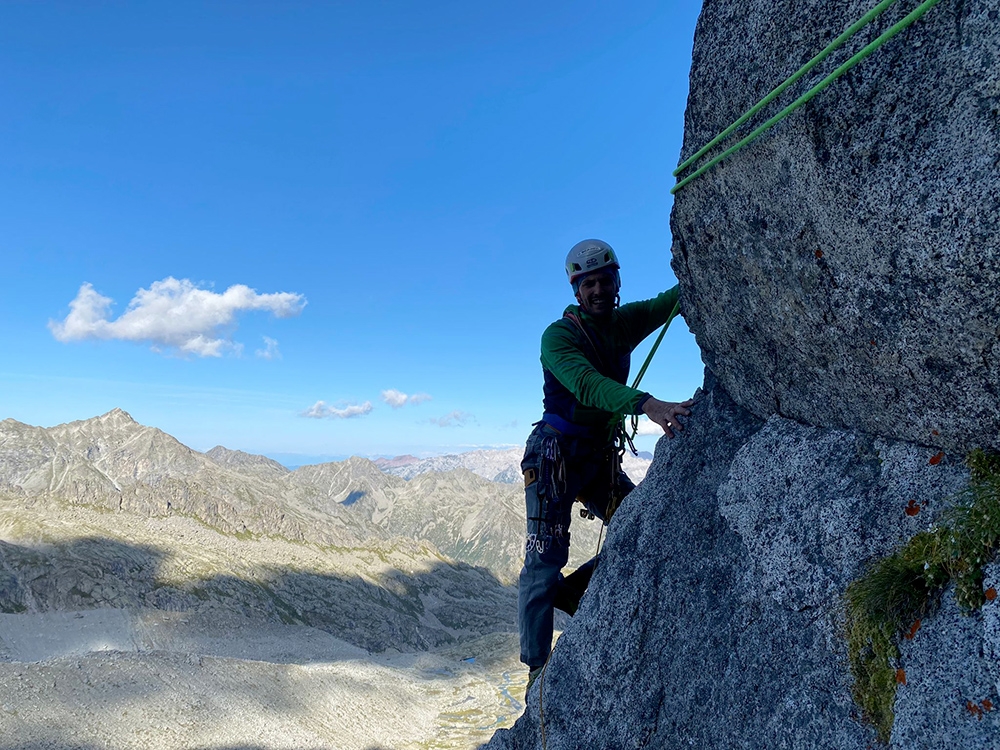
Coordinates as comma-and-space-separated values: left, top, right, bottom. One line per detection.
845, 449, 1000, 743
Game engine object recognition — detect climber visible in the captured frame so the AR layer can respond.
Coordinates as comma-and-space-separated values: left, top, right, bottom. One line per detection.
519, 238, 694, 689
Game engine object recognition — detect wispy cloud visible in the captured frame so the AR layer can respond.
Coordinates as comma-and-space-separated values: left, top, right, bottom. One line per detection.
429, 410, 474, 427
256, 336, 281, 360
49, 277, 306, 357
381, 389, 432, 409
635, 416, 664, 435
301, 400, 374, 420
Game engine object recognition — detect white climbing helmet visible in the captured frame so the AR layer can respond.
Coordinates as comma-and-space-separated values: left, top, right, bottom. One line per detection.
565, 239, 620, 284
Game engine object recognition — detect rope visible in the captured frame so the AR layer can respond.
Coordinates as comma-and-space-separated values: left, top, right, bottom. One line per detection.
630, 300, 681, 391
593, 512, 609, 565
672, 0, 944, 194
612, 298, 682, 444
673, 0, 901, 178
589, 299, 683, 559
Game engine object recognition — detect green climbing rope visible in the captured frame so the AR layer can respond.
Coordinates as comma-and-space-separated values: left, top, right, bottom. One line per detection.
673, 0, 901, 178
672, 0, 944, 194
631, 300, 681, 391
610, 298, 682, 443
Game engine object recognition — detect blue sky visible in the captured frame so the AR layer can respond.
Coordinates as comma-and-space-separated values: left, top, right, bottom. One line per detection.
1, 1, 705, 461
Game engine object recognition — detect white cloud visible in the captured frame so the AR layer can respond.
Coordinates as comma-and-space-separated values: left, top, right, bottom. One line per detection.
429, 410, 474, 427
49, 277, 306, 358
635, 416, 665, 435
381, 389, 432, 409
381, 389, 408, 408
301, 400, 373, 420
256, 336, 281, 360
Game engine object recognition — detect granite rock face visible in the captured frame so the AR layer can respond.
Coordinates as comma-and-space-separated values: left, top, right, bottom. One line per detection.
488, 2, 999, 746
486, 376, 997, 748
670, 0, 1000, 452
893, 585, 1000, 747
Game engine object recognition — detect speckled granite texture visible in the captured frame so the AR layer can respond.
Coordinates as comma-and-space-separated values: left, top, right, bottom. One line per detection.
671, 0, 1000, 452
487, 1, 1000, 745
486, 376, 997, 748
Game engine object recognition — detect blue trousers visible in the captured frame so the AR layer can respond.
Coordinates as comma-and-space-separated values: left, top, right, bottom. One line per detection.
517, 423, 635, 667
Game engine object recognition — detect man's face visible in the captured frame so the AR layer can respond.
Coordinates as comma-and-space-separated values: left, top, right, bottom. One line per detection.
575, 270, 618, 317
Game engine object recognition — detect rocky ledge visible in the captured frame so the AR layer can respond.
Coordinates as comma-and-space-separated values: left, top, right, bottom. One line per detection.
486, 374, 999, 748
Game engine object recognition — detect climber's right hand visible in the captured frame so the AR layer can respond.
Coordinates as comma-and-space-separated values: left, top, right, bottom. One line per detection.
641, 397, 693, 439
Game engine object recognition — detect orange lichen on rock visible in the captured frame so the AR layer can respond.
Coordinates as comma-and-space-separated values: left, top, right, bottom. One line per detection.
903, 619, 921, 640
895, 669, 907, 685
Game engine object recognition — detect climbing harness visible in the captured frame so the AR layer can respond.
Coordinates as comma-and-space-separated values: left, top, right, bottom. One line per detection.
672, 0, 945, 194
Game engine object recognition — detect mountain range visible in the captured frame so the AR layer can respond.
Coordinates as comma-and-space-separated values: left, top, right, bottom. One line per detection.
0, 409, 628, 633
374, 445, 652, 485
0, 408, 655, 747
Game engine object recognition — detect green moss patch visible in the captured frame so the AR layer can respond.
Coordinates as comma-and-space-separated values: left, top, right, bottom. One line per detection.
845, 449, 1000, 743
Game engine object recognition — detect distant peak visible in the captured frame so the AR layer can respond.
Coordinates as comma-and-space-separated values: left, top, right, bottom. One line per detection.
99, 408, 136, 423
372, 454, 421, 469
205, 445, 289, 474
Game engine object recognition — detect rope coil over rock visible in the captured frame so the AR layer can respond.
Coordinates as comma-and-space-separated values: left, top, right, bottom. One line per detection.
672, 0, 945, 193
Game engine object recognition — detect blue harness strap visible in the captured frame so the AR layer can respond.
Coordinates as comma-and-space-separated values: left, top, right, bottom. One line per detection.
539, 412, 594, 437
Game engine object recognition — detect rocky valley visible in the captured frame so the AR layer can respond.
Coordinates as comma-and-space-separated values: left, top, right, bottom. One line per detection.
0, 409, 639, 748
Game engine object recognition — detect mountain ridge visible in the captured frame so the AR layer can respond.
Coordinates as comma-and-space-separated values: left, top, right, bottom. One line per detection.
0, 409, 615, 586
0, 410, 531, 659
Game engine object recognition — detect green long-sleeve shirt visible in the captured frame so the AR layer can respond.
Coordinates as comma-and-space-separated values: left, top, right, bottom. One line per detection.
539, 285, 680, 433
